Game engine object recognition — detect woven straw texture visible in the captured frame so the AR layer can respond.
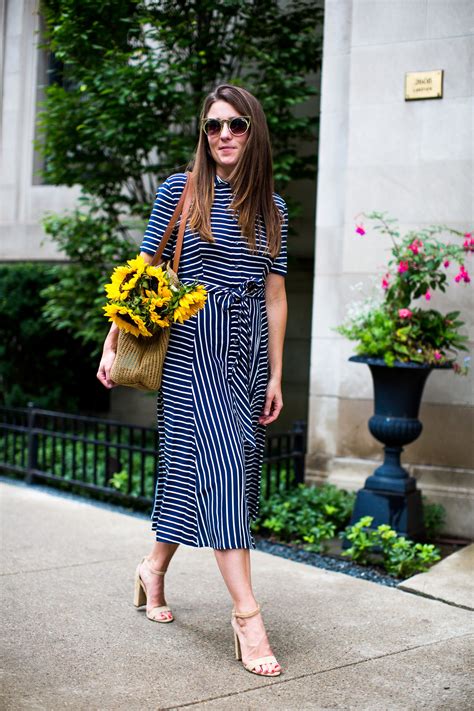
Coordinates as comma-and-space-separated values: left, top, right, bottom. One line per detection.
110, 327, 171, 392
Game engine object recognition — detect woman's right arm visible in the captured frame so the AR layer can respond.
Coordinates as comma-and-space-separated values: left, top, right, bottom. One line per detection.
96, 251, 160, 389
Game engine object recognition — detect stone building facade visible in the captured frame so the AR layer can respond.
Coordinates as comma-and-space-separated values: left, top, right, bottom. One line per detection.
308, 0, 473, 537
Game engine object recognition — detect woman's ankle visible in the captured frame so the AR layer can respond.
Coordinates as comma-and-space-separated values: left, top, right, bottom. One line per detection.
144, 556, 168, 572
233, 597, 259, 615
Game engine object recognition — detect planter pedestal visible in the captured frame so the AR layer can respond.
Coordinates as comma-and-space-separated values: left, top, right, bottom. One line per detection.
344, 356, 451, 542
349, 489, 423, 539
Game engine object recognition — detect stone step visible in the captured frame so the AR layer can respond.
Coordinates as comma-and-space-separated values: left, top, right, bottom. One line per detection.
398, 543, 474, 610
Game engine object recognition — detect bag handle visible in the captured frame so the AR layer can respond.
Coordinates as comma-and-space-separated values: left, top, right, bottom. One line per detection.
150, 171, 194, 274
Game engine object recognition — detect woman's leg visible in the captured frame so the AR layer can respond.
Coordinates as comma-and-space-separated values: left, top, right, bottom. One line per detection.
214, 548, 281, 674
139, 541, 179, 618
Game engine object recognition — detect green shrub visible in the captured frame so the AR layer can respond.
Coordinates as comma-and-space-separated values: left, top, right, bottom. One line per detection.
38, 0, 322, 208
252, 483, 356, 552
340, 516, 441, 578
40, 210, 135, 355
0, 263, 108, 411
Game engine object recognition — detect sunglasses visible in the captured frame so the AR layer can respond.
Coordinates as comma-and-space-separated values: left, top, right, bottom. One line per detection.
201, 116, 251, 137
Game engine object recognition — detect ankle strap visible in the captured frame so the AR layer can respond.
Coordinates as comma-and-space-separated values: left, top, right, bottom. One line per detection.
232, 603, 261, 619
143, 557, 166, 576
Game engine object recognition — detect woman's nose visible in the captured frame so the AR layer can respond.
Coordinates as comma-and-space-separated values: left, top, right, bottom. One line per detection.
220, 123, 232, 139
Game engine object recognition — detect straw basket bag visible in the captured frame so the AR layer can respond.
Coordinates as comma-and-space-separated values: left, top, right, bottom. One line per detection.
110, 172, 194, 391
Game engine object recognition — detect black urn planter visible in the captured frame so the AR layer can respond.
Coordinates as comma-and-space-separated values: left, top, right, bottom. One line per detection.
345, 355, 452, 541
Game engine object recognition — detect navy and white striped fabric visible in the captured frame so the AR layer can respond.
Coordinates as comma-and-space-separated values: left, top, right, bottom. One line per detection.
140, 172, 288, 549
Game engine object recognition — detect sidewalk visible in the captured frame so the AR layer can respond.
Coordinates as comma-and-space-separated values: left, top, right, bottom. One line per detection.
1, 479, 473, 710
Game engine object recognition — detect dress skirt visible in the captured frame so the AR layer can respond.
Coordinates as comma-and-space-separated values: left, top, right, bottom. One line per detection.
139, 173, 288, 549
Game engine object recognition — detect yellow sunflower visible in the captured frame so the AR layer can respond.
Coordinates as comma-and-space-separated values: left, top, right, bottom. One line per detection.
145, 264, 167, 280
119, 255, 146, 293
144, 285, 172, 301
147, 295, 169, 308
104, 257, 146, 299
148, 297, 171, 329
126, 255, 147, 273
172, 287, 207, 323
150, 312, 171, 328
104, 265, 133, 300
103, 304, 152, 337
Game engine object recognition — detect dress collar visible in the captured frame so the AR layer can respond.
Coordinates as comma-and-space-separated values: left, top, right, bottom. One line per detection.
214, 174, 231, 187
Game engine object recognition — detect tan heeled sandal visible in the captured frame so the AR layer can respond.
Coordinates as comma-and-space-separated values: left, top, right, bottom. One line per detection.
133, 556, 174, 623
232, 603, 281, 676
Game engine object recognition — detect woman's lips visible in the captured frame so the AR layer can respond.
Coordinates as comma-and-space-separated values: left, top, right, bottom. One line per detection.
219, 146, 235, 152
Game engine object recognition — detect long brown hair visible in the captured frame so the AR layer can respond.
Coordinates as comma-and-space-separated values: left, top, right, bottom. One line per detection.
187, 85, 283, 259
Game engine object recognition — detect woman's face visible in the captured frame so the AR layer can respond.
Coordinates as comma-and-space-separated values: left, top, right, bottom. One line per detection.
204, 100, 250, 180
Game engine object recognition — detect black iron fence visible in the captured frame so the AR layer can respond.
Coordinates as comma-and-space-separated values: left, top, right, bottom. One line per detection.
0, 404, 306, 509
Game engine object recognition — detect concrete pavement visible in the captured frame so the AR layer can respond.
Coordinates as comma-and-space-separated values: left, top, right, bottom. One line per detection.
1, 479, 473, 710
399, 543, 474, 611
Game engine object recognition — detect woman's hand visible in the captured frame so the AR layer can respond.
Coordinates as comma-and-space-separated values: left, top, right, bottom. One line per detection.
97, 348, 117, 389
97, 323, 119, 389
259, 376, 283, 425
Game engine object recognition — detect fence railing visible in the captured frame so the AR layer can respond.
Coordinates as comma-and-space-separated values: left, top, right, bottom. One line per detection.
0, 404, 306, 509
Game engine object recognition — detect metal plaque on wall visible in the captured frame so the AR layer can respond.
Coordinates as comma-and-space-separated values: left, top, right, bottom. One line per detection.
405, 70, 444, 101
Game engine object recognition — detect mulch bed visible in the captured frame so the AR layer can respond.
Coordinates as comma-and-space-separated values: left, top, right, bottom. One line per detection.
255, 536, 403, 588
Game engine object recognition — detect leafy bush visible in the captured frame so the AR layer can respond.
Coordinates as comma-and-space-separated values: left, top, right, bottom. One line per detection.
340, 516, 441, 578
40, 210, 136, 354
252, 483, 355, 552
38, 0, 322, 210
251, 483, 445, 563
336, 213, 471, 372
0, 263, 108, 410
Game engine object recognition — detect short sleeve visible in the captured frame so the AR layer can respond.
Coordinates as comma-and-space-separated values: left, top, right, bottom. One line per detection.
139, 173, 187, 262
269, 200, 288, 276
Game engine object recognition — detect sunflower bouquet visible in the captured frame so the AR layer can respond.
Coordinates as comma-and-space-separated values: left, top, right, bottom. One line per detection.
102, 255, 207, 391
103, 255, 207, 337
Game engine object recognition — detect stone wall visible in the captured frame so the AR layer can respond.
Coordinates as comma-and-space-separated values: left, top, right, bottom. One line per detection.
0, 0, 80, 261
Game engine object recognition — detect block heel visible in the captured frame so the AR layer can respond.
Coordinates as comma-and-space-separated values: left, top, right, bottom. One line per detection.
134, 557, 174, 623
231, 603, 281, 676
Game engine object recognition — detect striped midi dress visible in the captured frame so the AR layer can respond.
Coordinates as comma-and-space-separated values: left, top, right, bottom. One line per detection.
140, 173, 288, 549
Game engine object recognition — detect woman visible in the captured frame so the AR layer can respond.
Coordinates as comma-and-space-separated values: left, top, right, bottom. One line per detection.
97, 84, 288, 677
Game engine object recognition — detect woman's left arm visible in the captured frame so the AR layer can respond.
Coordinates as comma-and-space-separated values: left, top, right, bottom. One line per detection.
259, 273, 288, 425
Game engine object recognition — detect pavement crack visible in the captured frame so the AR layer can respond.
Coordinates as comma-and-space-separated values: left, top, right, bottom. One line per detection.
160, 632, 474, 710
397, 585, 474, 612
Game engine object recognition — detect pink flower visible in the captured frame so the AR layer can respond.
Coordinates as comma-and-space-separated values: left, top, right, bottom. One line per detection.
455, 264, 471, 283
355, 224, 365, 236
398, 308, 412, 319
425, 290, 431, 301
398, 261, 409, 274
382, 273, 390, 290
434, 351, 442, 361
463, 234, 474, 252
443, 260, 450, 268
408, 239, 423, 255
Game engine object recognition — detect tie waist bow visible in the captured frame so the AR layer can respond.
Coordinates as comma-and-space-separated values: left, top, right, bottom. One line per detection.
183, 277, 266, 448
